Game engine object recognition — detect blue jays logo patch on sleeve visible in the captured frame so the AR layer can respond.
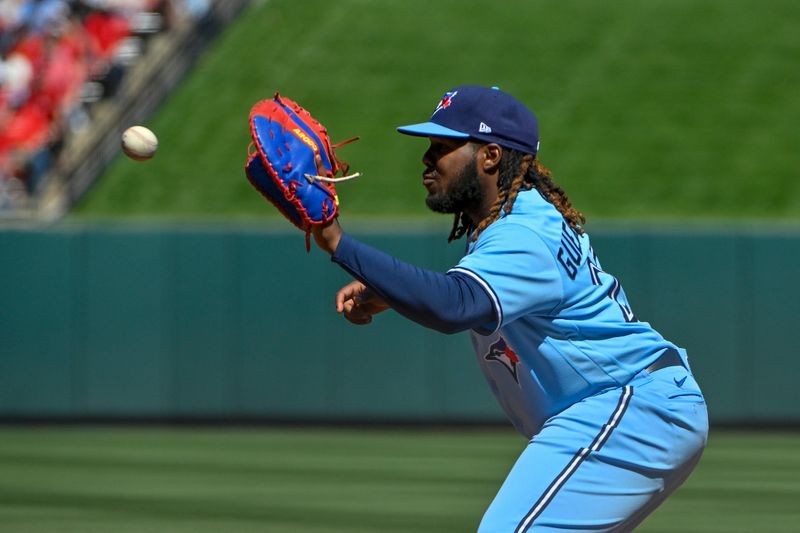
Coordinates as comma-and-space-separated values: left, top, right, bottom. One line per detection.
485, 337, 520, 384
433, 91, 458, 115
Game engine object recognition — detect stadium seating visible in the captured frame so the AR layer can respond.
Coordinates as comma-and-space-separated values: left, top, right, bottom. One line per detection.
0, 0, 209, 211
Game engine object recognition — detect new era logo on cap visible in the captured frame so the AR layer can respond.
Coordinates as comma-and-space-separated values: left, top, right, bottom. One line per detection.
397, 85, 540, 155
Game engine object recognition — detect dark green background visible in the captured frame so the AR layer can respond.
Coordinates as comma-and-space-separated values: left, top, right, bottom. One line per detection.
3, 224, 797, 423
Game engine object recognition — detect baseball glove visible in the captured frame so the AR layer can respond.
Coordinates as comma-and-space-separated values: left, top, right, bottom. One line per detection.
245, 93, 359, 249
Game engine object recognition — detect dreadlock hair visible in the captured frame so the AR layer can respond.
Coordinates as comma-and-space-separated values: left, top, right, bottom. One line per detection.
447, 212, 471, 242
448, 148, 585, 242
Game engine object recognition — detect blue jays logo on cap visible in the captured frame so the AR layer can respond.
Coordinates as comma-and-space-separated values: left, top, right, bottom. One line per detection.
433, 91, 458, 115
397, 85, 540, 155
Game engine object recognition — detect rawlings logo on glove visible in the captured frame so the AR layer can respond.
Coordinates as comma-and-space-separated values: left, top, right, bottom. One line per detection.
245, 93, 359, 249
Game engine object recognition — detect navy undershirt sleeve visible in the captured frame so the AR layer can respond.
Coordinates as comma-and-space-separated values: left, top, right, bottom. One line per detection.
331, 233, 495, 334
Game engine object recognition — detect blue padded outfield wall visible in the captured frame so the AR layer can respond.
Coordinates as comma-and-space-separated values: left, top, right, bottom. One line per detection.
1, 222, 798, 424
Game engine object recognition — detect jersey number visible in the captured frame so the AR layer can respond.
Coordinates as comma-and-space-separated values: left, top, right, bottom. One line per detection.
588, 249, 637, 323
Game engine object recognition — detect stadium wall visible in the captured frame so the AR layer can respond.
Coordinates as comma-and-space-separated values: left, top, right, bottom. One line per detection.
1, 224, 797, 425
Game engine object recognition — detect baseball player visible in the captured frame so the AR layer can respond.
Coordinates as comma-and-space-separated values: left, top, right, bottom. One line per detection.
310, 85, 708, 532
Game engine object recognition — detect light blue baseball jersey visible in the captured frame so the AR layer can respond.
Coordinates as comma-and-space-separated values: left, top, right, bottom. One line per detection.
449, 189, 683, 438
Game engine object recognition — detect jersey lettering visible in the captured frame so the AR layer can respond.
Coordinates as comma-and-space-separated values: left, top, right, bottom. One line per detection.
557, 222, 582, 280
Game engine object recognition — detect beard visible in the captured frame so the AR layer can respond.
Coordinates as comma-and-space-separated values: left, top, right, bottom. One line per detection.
425, 158, 484, 215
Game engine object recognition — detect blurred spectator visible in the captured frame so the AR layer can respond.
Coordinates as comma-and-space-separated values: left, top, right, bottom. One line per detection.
1, 50, 33, 106
0, 0, 211, 211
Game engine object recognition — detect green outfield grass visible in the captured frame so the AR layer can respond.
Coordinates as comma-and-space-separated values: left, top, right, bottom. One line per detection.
0, 427, 797, 532
74, 0, 800, 221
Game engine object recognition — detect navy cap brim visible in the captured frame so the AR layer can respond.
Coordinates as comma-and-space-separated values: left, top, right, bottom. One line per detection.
397, 122, 470, 138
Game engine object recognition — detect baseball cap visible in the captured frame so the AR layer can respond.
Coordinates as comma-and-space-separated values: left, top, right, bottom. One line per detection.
397, 85, 540, 155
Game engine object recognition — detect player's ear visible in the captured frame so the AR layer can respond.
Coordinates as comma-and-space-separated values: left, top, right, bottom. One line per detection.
480, 143, 502, 173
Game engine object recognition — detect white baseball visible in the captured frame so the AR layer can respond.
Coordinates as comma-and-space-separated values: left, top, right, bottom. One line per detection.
121, 126, 158, 161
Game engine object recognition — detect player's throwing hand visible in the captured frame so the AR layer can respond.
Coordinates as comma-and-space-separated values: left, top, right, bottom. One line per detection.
335, 281, 389, 325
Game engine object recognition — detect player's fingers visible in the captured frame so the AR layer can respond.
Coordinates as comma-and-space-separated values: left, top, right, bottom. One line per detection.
335, 288, 350, 312
344, 308, 373, 325
342, 298, 376, 322
337, 292, 357, 313
336, 281, 365, 312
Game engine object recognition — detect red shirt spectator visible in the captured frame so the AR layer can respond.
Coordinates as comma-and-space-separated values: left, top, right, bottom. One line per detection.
38, 22, 89, 116
84, 10, 131, 63
0, 96, 51, 154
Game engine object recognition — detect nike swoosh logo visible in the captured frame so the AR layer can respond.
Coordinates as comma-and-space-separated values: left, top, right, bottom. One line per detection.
674, 376, 688, 388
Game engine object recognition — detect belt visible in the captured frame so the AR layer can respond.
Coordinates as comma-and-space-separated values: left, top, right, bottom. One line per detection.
644, 348, 685, 374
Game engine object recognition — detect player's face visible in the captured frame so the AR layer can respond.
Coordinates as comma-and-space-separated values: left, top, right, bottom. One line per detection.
422, 137, 484, 214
